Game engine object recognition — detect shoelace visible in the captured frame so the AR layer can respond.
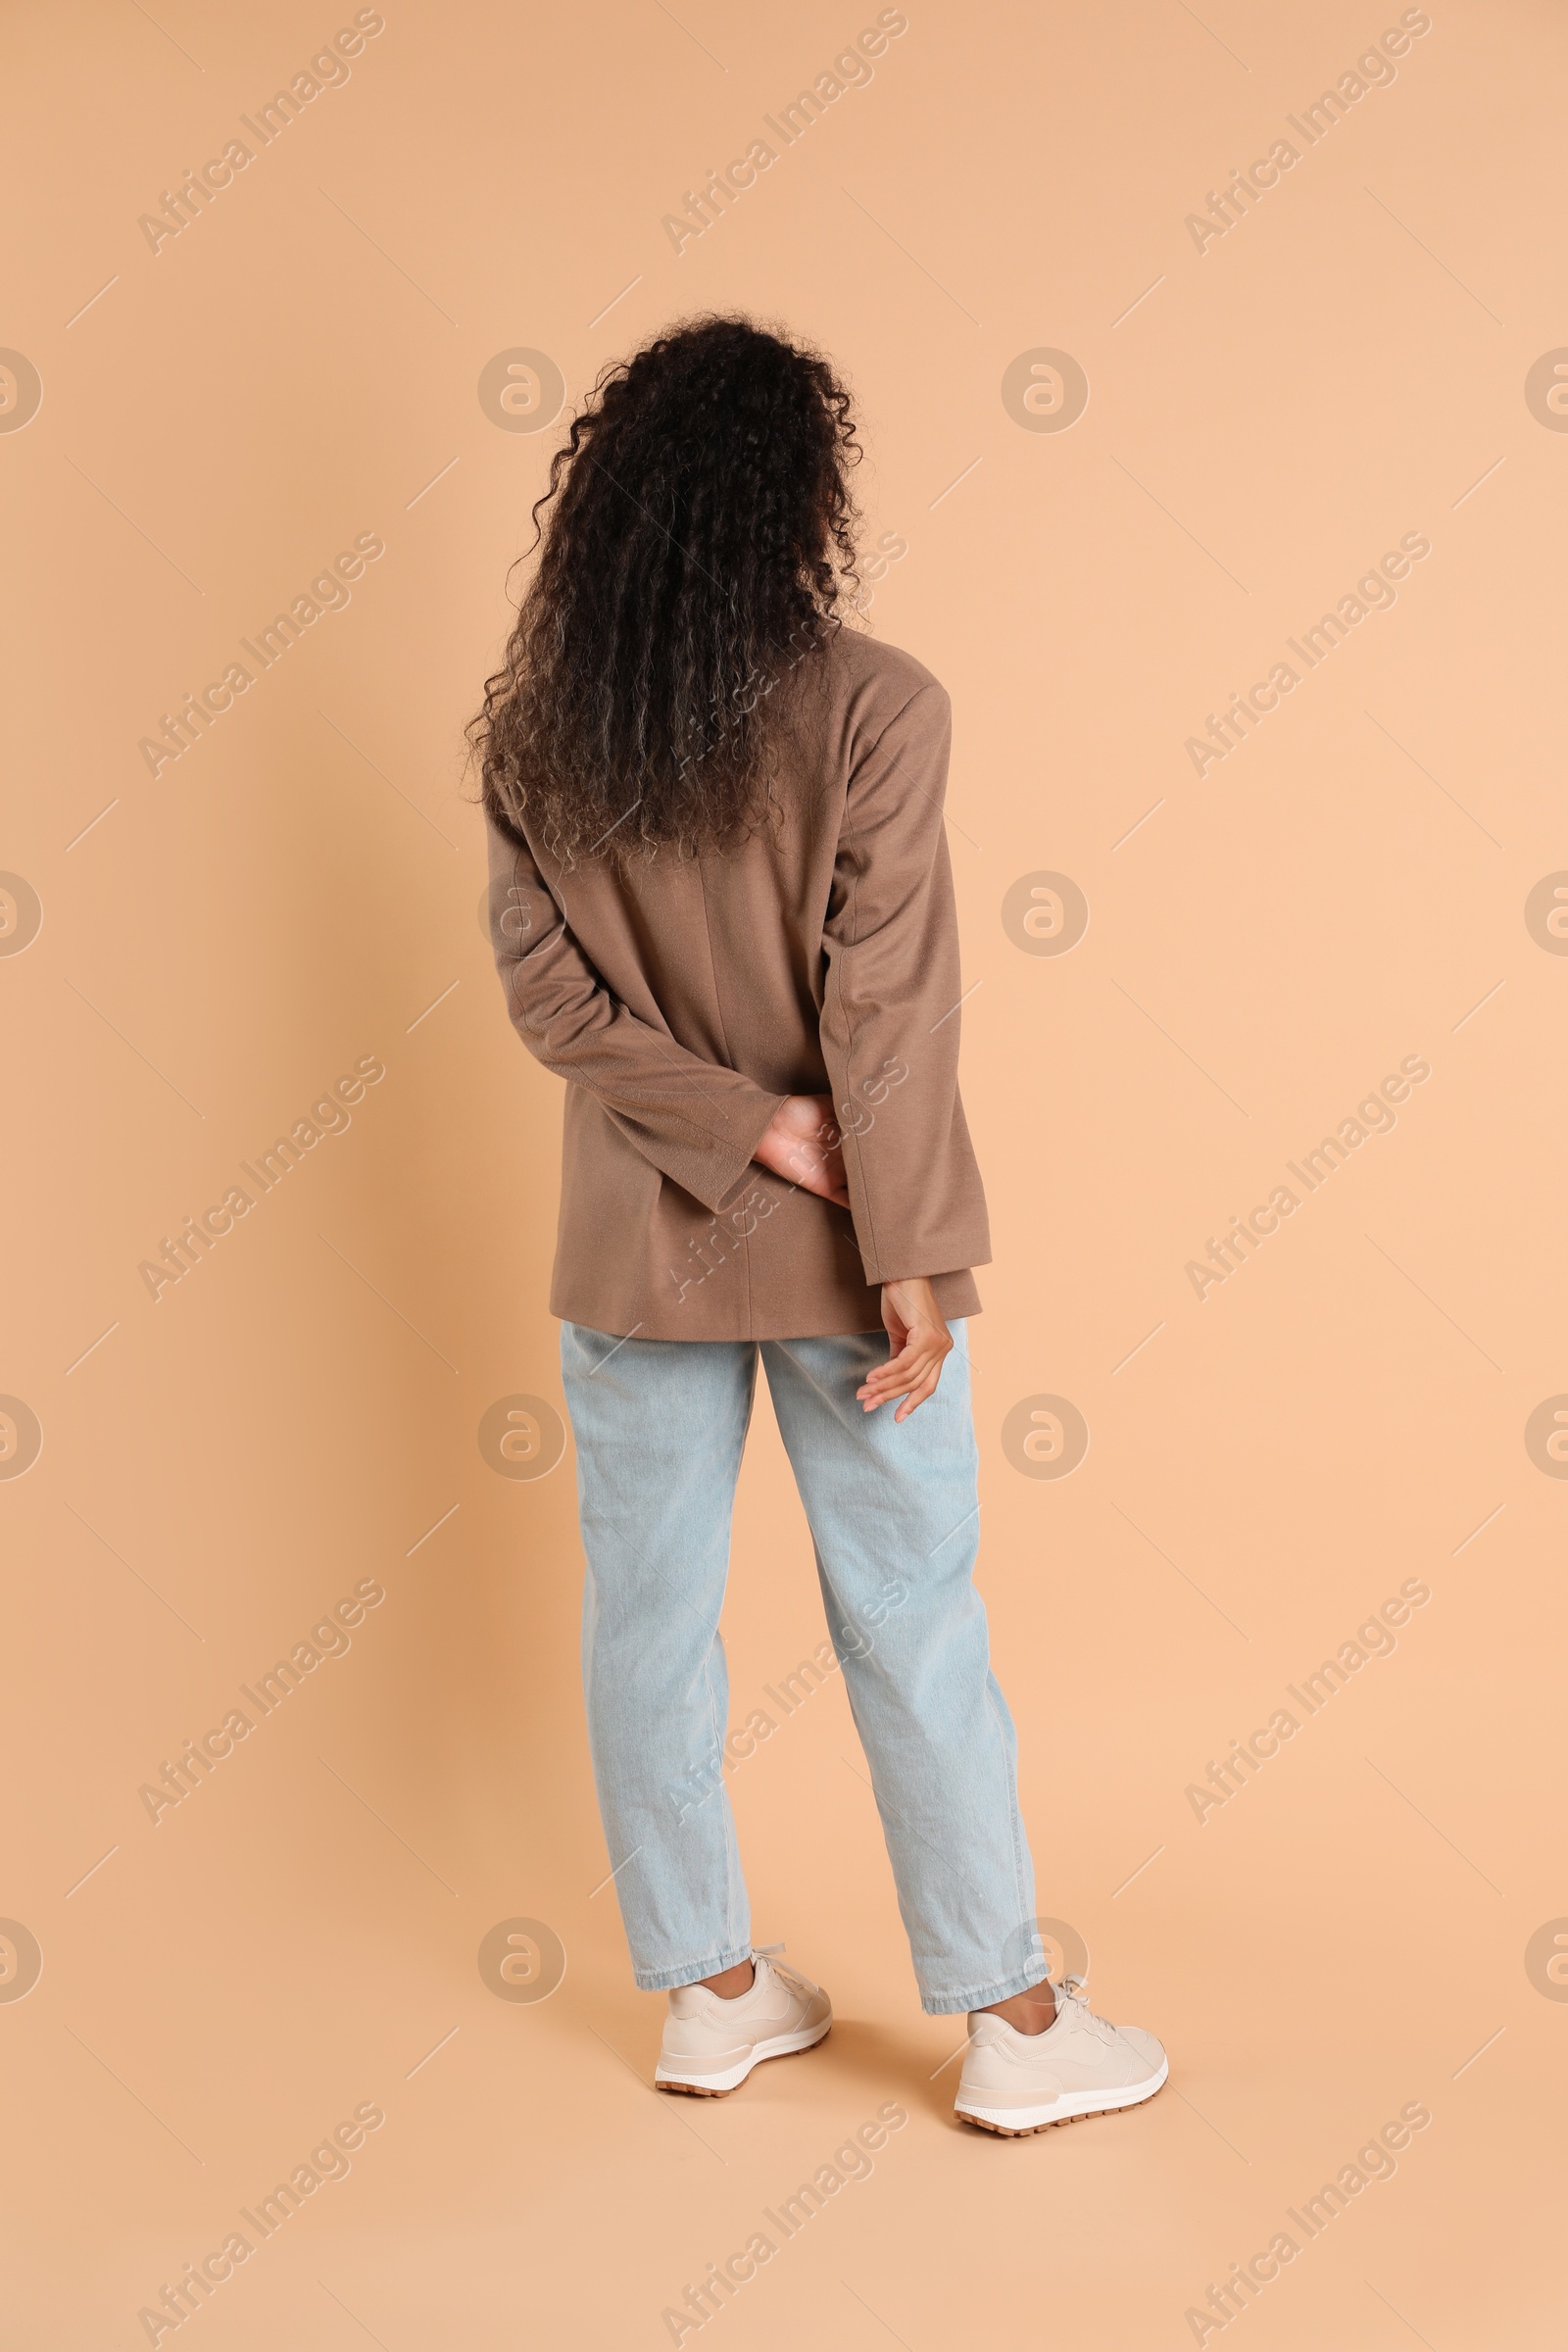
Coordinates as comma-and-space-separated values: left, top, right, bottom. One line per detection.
753, 1942, 820, 1999
1057, 1974, 1117, 2043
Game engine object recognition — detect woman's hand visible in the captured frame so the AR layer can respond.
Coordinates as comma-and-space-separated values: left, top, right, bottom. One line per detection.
858, 1276, 954, 1421
753, 1094, 851, 1206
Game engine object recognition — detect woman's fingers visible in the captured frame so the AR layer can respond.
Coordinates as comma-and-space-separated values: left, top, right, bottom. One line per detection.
857, 1323, 952, 1415
893, 1372, 941, 1424
860, 1346, 938, 1396
788, 1143, 849, 1203
860, 1361, 939, 1414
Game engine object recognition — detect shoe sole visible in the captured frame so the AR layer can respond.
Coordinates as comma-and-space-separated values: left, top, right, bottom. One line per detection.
955, 2057, 1168, 2136
655, 2019, 832, 2097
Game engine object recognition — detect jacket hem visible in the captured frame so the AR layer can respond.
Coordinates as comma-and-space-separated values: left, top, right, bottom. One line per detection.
552, 1293, 984, 1345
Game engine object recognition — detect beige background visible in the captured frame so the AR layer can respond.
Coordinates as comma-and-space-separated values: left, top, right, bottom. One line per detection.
5, 0, 1566, 2343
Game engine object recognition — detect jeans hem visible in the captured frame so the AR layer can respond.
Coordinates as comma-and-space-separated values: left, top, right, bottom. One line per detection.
632, 1943, 755, 1993
919, 1964, 1053, 2017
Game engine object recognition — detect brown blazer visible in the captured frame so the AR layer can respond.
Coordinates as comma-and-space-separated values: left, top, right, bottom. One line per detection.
485, 628, 990, 1340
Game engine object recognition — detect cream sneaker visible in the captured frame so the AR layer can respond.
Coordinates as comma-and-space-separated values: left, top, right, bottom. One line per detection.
655, 1946, 831, 2097
955, 1974, 1167, 2135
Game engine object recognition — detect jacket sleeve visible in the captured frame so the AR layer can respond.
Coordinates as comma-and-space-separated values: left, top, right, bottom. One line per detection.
818, 683, 992, 1286
486, 809, 785, 1215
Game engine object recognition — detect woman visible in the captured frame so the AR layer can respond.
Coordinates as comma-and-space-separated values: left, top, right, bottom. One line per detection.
471, 316, 1164, 2134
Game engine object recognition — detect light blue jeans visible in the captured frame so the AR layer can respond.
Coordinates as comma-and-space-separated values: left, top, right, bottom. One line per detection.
560, 1318, 1041, 2016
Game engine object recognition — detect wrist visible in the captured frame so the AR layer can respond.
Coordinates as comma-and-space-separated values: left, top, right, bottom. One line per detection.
882, 1274, 941, 1318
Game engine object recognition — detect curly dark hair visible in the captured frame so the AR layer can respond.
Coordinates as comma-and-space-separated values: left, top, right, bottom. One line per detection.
467, 315, 862, 867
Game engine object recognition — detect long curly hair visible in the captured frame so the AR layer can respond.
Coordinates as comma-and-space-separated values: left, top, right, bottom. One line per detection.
468, 316, 861, 867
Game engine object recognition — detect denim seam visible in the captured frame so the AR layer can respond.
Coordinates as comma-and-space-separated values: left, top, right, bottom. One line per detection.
634, 1942, 755, 1994
720, 1348, 761, 1955
983, 1675, 1033, 1973
918, 1964, 1050, 2017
